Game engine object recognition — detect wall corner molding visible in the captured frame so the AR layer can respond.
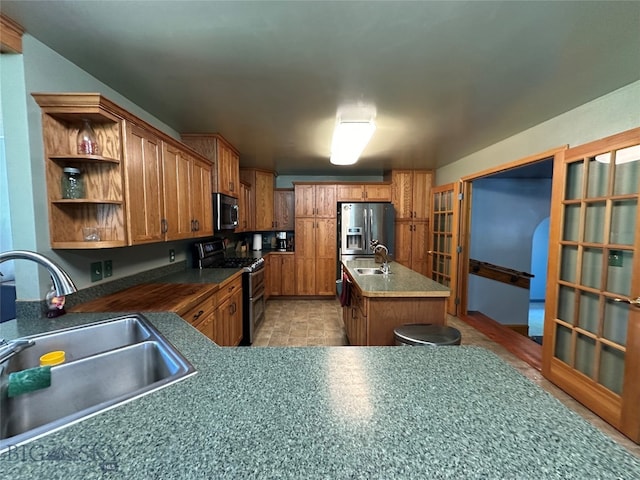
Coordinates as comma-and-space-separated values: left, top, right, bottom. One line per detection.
1, 14, 24, 54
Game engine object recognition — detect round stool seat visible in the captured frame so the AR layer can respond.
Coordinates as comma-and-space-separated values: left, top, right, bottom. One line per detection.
394, 324, 462, 346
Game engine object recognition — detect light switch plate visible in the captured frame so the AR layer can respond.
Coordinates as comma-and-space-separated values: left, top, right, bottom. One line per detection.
104, 260, 113, 277
91, 262, 103, 282
608, 250, 623, 268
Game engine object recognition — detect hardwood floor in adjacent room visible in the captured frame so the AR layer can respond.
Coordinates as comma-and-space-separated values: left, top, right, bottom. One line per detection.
253, 298, 640, 458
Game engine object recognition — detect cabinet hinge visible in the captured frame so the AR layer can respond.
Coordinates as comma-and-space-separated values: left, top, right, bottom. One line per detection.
458, 193, 463, 200
456, 246, 462, 253
455, 297, 460, 305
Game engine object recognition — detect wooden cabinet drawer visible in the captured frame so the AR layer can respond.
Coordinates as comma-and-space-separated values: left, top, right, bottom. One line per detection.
215, 275, 242, 307
181, 296, 215, 327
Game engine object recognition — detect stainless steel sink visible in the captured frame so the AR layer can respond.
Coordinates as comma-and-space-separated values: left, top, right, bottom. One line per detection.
355, 267, 391, 275
3, 316, 152, 374
0, 314, 196, 452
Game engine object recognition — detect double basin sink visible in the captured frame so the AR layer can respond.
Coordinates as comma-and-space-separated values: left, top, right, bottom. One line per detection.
0, 314, 196, 452
354, 267, 392, 275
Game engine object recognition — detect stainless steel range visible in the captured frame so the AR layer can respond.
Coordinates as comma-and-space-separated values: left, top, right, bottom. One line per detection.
194, 239, 265, 345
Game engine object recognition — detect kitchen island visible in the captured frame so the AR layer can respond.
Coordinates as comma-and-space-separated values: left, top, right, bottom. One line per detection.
1, 312, 639, 479
341, 259, 450, 346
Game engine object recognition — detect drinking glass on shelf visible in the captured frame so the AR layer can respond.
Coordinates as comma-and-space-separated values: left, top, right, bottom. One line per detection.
82, 227, 100, 241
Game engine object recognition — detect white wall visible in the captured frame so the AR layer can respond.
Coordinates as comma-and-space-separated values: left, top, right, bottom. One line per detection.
436, 81, 640, 185
467, 178, 552, 325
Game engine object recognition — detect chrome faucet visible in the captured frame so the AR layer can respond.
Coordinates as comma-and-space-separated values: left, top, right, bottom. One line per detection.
0, 338, 35, 364
370, 241, 391, 274
0, 250, 78, 296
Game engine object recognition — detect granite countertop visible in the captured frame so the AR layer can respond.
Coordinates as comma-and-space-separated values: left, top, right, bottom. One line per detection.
1, 312, 639, 478
342, 259, 451, 298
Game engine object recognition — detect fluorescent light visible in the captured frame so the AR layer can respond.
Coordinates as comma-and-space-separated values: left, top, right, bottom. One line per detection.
595, 144, 640, 164
330, 120, 376, 165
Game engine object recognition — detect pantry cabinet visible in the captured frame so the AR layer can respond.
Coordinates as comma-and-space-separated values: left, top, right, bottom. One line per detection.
387, 170, 433, 276
294, 183, 337, 296
336, 183, 391, 202
33, 93, 127, 248
182, 133, 240, 199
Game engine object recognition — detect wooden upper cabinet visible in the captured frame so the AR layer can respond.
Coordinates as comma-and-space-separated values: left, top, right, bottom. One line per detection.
125, 122, 165, 244
237, 181, 253, 232
255, 170, 274, 230
162, 142, 192, 240
274, 189, 295, 230
34, 93, 213, 248
190, 155, 213, 237
181, 133, 240, 198
240, 168, 275, 230
336, 183, 391, 202
295, 184, 336, 218
390, 170, 433, 220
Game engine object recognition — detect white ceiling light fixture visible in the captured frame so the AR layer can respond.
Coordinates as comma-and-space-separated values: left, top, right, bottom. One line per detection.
330, 119, 376, 165
330, 102, 377, 166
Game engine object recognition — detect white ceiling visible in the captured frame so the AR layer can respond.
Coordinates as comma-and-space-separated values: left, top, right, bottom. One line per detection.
2, 1, 639, 175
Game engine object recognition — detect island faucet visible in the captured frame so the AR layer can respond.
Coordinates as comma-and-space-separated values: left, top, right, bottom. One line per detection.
370, 240, 391, 274
0, 250, 78, 296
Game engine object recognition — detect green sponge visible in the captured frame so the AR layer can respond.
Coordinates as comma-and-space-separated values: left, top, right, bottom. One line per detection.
7, 366, 52, 398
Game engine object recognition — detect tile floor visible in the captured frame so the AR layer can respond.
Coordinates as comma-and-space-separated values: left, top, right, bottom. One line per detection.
253, 298, 640, 458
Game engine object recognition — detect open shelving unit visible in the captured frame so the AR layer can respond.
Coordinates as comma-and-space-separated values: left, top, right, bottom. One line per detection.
33, 93, 127, 248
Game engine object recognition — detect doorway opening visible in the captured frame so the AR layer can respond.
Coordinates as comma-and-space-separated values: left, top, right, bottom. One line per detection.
456, 148, 562, 370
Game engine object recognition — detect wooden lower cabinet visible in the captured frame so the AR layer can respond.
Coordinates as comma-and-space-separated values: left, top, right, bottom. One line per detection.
343, 282, 367, 345
214, 275, 243, 347
267, 253, 295, 297
180, 295, 216, 341
342, 270, 446, 346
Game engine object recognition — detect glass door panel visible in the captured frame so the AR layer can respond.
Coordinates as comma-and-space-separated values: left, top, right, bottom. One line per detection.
543, 129, 640, 442
586, 159, 609, 198
430, 183, 459, 314
613, 145, 640, 195
584, 202, 606, 243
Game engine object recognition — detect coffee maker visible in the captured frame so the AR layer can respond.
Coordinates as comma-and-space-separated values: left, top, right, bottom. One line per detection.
276, 232, 287, 251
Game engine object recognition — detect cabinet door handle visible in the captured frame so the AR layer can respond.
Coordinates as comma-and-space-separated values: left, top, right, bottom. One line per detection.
193, 310, 204, 321
161, 218, 168, 234
195, 219, 200, 231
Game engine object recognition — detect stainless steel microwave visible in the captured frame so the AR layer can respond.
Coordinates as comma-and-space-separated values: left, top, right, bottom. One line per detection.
213, 193, 238, 230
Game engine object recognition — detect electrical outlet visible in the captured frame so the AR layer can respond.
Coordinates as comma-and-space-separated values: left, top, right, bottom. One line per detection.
104, 260, 113, 277
169, 249, 175, 262
90, 262, 103, 282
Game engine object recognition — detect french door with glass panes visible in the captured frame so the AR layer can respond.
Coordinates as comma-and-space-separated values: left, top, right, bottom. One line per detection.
542, 127, 640, 442
430, 183, 460, 315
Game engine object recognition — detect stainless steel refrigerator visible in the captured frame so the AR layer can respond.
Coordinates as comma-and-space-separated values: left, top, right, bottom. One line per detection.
339, 202, 395, 261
